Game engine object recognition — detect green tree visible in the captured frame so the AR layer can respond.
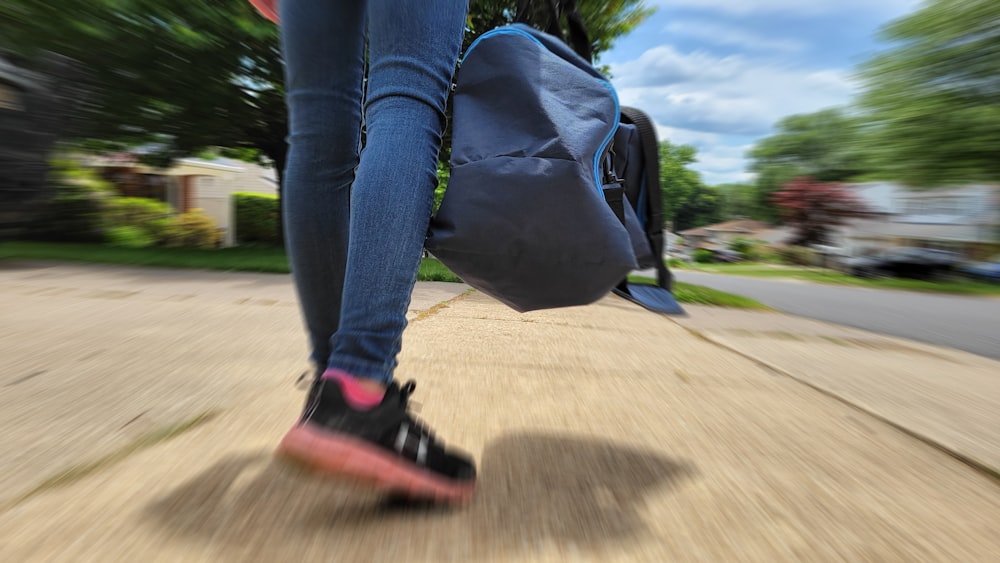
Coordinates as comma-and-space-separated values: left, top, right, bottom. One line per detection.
2, 0, 652, 240
1, 0, 651, 166
468, 1, 653, 63
659, 141, 721, 232
715, 182, 755, 219
748, 108, 868, 222
1, 1, 284, 170
859, 0, 1000, 186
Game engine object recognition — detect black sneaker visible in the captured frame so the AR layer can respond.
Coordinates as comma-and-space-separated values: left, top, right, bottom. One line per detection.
277, 377, 477, 504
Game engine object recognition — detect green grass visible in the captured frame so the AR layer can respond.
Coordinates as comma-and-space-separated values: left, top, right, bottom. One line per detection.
1, 241, 764, 308
416, 255, 463, 283
628, 274, 770, 309
672, 282, 771, 309
0, 241, 291, 272
0, 241, 463, 282
677, 262, 1000, 296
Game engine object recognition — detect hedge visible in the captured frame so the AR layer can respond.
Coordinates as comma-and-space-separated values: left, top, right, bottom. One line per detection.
233, 192, 280, 244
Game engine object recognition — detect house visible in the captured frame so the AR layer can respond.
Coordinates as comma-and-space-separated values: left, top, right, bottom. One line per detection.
88, 154, 277, 246
834, 182, 999, 259
677, 219, 787, 252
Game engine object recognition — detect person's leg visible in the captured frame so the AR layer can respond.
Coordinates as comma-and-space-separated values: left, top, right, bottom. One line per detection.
324, 0, 469, 384
279, 0, 365, 371
277, 0, 475, 504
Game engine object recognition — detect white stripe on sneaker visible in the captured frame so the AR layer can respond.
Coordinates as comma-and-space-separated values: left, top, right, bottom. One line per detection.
394, 422, 410, 454
417, 435, 428, 465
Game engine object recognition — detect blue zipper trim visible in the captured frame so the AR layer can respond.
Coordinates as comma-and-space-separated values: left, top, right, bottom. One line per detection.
462, 25, 620, 195
462, 27, 543, 63
594, 80, 621, 190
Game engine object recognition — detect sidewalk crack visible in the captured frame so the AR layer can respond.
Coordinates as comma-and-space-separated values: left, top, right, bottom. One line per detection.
1, 410, 221, 513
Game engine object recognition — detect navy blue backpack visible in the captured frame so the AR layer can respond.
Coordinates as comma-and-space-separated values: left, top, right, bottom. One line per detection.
426, 3, 681, 315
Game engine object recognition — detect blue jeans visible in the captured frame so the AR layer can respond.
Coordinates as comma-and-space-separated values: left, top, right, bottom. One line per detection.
279, 0, 468, 384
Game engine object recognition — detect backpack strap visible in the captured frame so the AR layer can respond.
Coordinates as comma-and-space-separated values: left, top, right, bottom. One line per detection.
620, 106, 672, 291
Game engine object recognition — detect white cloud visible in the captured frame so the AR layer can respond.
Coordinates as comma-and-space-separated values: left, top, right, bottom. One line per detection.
665, 20, 806, 54
610, 44, 857, 183
611, 47, 856, 137
701, 169, 754, 185
612, 45, 854, 185
611, 45, 743, 87
648, 0, 921, 17
604, 0, 924, 185
651, 126, 754, 184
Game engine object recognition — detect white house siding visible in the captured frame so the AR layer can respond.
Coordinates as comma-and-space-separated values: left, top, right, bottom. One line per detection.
182, 159, 277, 246
839, 183, 999, 258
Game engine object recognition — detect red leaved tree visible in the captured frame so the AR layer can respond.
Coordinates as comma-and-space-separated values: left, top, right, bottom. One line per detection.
771, 177, 869, 246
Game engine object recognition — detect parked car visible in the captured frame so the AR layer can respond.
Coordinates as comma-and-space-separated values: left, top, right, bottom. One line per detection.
958, 255, 1000, 282
844, 247, 962, 279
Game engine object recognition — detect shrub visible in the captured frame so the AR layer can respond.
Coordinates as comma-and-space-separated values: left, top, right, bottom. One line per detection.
105, 225, 156, 248
666, 257, 687, 268
233, 192, 280, 244
728, 237, 762, 261
30, 159, 112, 242
778, 246, 818, 266
162, 209, 222, 248
757, 246, 782, 263
102, 196, 175, 244
692, 249, 714, 263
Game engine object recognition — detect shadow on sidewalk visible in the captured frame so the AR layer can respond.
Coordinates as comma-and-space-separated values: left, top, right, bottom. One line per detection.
144, 433, 695, 559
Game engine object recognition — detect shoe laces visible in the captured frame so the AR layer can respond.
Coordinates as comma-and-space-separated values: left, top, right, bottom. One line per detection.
398, 380, 417, 405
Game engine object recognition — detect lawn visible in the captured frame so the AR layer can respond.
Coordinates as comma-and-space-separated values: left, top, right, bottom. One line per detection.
0, 241, 463, 282
677, 262, 1000, 296
0, 241, 764, 308
628, 274, 770, 310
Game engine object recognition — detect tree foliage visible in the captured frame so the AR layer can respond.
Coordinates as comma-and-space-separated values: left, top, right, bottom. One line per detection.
1, 0, 285, 170
2, 0, 651, 243
714, 182, 756, 220
749, 109, 867, 183
468, 1, 652, 60
659, 141, 721, 231
1, 0, 651, 171
859, 0, 1000, 186
771, 177, 869, 246
747, 108, 868, 223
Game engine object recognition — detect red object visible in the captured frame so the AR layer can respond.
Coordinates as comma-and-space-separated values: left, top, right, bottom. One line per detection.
771, 176, 869, 245
322, 370, 386, 410
278, 424, 476, 504
248, 0, 279, 24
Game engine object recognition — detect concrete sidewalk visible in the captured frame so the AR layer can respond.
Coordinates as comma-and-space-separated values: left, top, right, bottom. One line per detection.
674, 306, 1000, 476
1, 263, 999, 562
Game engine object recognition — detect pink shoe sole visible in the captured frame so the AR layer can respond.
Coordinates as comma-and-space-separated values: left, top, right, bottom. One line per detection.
276, 424, 476, 505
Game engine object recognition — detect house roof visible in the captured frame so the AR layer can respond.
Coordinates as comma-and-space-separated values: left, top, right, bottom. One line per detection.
678, 219, 772, 236
845, 182, 900, 214
87, 154, 244, 176
679, 227, 709, 237
753, 227, 795, 244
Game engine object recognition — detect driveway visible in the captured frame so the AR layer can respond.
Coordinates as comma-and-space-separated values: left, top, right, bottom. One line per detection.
674, 270, 1000, 360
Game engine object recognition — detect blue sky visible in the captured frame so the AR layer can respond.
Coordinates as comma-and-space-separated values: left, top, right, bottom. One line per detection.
604, 0, 923, 185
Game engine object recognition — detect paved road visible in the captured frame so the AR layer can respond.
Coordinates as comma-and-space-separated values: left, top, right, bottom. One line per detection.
674, 270, 1000, 360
